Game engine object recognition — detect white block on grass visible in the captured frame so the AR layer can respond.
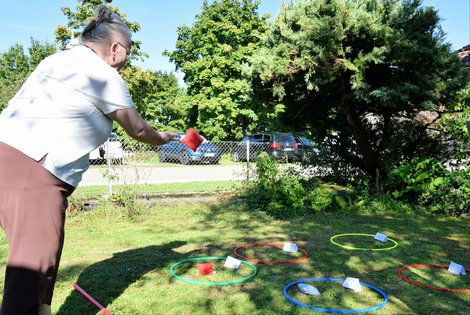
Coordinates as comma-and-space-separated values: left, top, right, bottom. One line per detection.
283, 242, 298, 252
224, 256, 241, 269
448, 261, 466, 276
343, 277, 362, 292
298, 283, 321, 295
374, 232, 388, 242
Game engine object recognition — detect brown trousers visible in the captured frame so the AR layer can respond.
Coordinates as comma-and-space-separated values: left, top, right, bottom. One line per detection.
0, 142, 74, 314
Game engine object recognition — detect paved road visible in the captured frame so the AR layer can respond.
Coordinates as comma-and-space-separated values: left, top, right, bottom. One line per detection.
79, 164, 251, 186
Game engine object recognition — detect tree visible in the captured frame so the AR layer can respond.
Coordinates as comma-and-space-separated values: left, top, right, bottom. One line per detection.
164, 0, 270, 140
55, 0, 147, 61
0, 39, 56, 110
246, 0, 469, 179
119, 66, 184, 131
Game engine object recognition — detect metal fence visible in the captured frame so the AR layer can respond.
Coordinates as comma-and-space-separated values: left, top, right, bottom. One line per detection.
89, 137, 313, 167
84, 138, 318, 193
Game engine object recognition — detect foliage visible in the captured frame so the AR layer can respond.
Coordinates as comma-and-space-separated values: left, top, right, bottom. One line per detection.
245, 0, 469, 181
107, 184, 149, 220
386, 157, 470, 216
54, 0, 147, 62
436, 86, 470, 164
307, 184, 357, 213
117, 66, 184, 142
245, 153, 310, 217
66, 195, 88, 216
0, 39, 56, 110
243, 153, 360, 217
164, 0, 270, 140
241, 152, 468, 217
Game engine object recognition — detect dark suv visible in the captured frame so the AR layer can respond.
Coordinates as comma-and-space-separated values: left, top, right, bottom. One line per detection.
294, 135, 319, 161
232, 132, 299, 162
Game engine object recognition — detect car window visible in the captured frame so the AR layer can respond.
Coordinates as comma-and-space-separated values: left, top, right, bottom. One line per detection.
279, 134, 295, 142
241, 136, 250, 142
300, 137, 313, 146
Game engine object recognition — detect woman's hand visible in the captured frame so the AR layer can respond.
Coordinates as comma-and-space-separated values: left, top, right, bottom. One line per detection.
159, 132, 180, 144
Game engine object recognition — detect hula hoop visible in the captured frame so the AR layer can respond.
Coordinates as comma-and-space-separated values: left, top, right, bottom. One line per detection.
397, 264, 470, 293
283, 277, 388, 313
330, 233, 398, 251
233, 243, 309, 264
169, 256, 257, 286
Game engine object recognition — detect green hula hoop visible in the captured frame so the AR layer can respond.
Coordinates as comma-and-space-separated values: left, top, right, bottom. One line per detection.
169, 256, 257, 286
330, 233, 398, 251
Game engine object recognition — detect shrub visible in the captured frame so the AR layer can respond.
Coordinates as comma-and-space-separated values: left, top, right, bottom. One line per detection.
245, 153, 311, 218
386, 157, 469, 216
244, 153, 359, 217
307, 185, 357, 213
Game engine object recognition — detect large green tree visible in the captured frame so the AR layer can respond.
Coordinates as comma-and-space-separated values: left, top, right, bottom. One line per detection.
246, 0, 469, 178
0, 39, 56, 110
164, 0, 270, 140
120, 66, 183, 131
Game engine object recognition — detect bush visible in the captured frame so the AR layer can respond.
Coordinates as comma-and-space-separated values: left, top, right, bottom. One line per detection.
386, 157, 469, 216
307, 185, 357, 213
244, 153, 311, 217
244, 153, 359, 217
240, 153, 468, 218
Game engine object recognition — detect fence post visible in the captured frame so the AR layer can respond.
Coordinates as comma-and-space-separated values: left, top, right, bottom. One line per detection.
104, 141, 113, 196
107, 158, 113, 195
246, 140, 250, 187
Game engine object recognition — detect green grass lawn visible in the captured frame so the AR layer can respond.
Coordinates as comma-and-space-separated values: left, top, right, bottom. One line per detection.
0, 196, 469, 314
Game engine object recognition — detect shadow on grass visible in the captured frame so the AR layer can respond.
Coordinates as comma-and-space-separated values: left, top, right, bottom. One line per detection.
198, 196, 470, 314
56, 240, 187, 315
55, 195, 470, 314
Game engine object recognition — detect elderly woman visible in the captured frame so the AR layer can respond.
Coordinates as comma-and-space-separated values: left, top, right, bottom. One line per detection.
0, 5, 178, 314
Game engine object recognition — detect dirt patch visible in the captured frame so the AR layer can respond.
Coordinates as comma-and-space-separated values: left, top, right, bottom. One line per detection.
78, 192, 236, 211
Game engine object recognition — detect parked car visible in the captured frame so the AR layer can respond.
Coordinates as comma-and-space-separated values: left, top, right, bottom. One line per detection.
157, 133, 221, 165
294, 135, 319, 161
231, 132, 299, 162
89, 132, 124, 164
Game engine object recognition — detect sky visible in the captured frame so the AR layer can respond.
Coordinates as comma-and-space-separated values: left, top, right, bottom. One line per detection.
0, 0, 469, 80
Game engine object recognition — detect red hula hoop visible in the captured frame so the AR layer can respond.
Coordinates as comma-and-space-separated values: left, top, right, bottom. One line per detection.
397, 263, 470, 293
233, 243, 309, 265
71, 282, 113, 314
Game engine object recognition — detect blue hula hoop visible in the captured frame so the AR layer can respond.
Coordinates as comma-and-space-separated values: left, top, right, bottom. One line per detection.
283, 277, 388, 313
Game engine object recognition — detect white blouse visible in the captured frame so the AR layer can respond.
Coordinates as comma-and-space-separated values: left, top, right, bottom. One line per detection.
0, 45, 134, 187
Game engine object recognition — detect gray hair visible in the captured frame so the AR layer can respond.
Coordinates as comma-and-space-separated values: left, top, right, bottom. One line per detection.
81, 5, 131, 44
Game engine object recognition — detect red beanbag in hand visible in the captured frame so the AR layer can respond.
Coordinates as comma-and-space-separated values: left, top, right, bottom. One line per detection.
181, 128, 204, 151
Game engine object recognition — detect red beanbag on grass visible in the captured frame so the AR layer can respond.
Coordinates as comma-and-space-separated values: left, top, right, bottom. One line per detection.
181, 128, 204, 151
197, 263, 214, 275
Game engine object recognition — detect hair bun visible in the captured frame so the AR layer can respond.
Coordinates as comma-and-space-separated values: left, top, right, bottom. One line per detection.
95, 5, 114, 24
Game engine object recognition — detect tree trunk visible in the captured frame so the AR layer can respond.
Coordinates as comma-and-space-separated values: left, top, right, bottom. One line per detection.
340, 93, 379, 176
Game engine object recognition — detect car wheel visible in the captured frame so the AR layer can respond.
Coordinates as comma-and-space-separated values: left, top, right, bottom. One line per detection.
180, 151, 190, 165
158, 151, 167, 163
